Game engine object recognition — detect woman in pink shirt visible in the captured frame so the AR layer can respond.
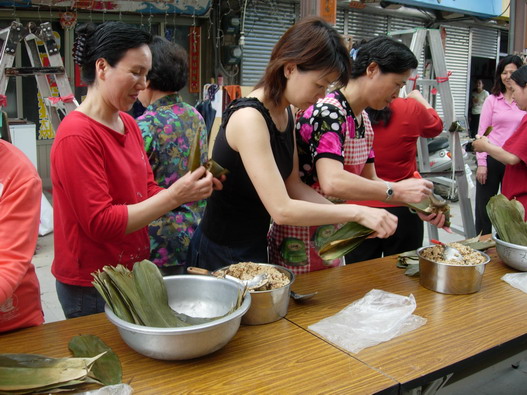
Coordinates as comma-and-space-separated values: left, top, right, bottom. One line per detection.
473, 64, 527, 217
475, 55, 525, 235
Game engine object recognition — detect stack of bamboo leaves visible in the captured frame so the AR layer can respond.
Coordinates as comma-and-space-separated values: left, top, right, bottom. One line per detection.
487, 194, 527, 246
0, 335, 121, 394
318, 222, 374, 260
92, 260, 243, 328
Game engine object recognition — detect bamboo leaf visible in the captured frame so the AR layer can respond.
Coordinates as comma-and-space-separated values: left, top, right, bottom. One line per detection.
68, 335, 122, 386
188, 132, 202, 172
0, 354, 103, 392
318, 222, 373, 260
487, 194, 527, 246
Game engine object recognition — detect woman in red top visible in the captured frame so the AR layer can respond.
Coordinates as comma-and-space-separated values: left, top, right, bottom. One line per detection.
473, 65, 527, 216
0, 140, 44, 332
51, 22, 221, 318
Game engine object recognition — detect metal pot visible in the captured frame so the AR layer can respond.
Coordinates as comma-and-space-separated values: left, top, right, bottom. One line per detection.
417, 246, 491, 294
493, 232, 527, 271
215, 264, 295, 325
104, 275, 251, 360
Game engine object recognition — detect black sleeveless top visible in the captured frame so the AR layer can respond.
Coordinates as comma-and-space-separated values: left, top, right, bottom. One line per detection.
200, 98, 294, 245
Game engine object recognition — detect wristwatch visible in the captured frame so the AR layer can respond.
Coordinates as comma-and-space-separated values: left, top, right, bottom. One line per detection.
383, 181, 394, 201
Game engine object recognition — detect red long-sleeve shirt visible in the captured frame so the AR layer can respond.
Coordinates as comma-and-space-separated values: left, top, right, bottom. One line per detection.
51, 111, 162, 286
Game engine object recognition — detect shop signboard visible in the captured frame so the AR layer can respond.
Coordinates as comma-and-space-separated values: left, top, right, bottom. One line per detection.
382, 0, 501, 18
0, 0, 212, 16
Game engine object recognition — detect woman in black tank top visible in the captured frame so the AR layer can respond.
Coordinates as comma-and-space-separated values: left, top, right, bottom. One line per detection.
188, 17, 399, 271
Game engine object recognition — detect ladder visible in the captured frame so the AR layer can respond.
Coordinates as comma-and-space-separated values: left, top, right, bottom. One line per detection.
389, 28, 476, 240
0, 21, 78, 133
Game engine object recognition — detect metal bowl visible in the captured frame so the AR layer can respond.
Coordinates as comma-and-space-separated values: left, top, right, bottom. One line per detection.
417, 246, 491, 294
216, 264, 295, 325
493, 232, 527, 271
104, 275, 251, 360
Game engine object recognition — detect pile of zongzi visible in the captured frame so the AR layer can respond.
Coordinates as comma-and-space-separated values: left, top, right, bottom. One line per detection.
92, 260, 244, 328
487, 194, 527, 246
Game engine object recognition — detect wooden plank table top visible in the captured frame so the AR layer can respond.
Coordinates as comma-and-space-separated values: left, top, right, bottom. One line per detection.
0, 311, 397, 394
286, 247, 527, 389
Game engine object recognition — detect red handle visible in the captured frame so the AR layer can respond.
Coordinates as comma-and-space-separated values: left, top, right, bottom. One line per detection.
430, 239, 444, 246
413, 171, 422, 179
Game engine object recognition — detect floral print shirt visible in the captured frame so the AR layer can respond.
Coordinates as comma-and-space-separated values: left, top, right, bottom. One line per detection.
136, 94, 208, 268
296, 89, 375, 190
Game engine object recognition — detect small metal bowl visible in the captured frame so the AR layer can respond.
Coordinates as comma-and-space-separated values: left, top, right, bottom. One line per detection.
493, 232, 527, 271
105, 275, 251, 360
216, 264, 295, 325
417, 246, 491, 294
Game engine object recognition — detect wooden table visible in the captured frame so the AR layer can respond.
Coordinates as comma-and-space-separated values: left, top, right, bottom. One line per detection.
0, 311, 397, 394
287, 247, 527, 392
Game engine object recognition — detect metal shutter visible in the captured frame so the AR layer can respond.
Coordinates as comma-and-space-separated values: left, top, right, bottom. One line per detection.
240, 0, 296, 86
347, 10, 388, 40
388, 16, 426, 85
471, 27, 499, 59
435, 24, 470, 122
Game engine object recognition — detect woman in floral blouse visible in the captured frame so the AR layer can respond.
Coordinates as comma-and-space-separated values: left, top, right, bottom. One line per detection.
137, 36, 208, 274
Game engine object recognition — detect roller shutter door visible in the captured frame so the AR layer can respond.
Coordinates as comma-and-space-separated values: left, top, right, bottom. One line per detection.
471, 27, 499, 59
240, 0, 296, 86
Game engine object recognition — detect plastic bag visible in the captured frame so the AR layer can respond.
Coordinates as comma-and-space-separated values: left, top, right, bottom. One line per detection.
39, 193, 53, 236
502, 273, 527, 293
308, 289, 427, 354
77, 384, 133, 395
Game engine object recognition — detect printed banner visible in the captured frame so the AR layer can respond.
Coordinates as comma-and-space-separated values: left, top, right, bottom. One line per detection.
188, 26, 200, 94
0, 0, 212, 16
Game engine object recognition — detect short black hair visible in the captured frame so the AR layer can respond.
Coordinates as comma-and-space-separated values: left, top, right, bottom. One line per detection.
351, 36, 418, 78
147, 36, 188, 92
511, 64, 527, 88
74, 21, 152, 85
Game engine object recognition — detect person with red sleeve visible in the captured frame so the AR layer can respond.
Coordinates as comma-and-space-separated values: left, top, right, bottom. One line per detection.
473, 65, 527, 216
345, 90, 443, 263
51, 22, 221, 318
0, 140, 44, 332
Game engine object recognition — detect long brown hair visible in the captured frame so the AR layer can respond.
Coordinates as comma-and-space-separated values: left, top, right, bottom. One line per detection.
255, 16, 351, 107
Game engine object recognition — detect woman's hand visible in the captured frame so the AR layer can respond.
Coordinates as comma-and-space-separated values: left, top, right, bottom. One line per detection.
476, 166, 487, 185
355, 207, 398, 239
167, 166, 220, 205
416, 210, 451, 232
393, 178, 433, 204
472, 135, 490, 152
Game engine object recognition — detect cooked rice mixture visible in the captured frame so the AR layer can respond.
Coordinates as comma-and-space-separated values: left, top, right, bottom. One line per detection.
421, 242, 486, 266
218, 262, 290, 290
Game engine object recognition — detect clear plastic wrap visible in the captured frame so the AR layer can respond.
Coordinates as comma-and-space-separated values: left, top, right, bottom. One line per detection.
502, 273, 527, 293
308, 289, 427, 353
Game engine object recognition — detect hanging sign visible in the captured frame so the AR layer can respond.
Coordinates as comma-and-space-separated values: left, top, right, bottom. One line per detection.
319, 0, 336, 25
188, 26, 201, 94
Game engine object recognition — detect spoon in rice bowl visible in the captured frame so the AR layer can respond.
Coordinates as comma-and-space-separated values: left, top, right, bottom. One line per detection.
431, 239, 464, 263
